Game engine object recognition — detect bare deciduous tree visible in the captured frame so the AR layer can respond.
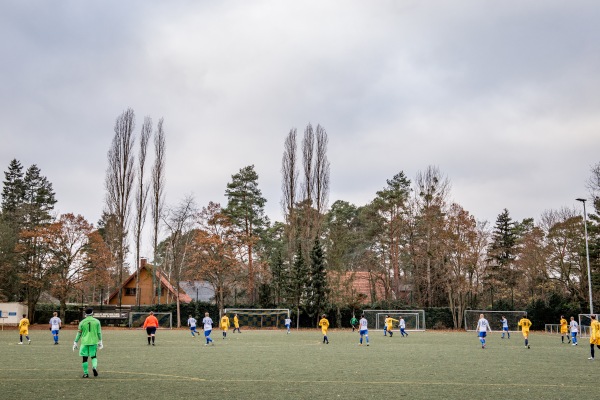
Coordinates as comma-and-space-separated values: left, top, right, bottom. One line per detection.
104, 108, 136, 307
281, 128, 298, 257
163, 195, 197, 327
314, 124, 330, 224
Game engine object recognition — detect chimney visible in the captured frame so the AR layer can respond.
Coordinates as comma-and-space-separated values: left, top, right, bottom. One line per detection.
140, 257, 147, 269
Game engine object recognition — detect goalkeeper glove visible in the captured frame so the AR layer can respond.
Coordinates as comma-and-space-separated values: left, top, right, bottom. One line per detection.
98, 341, 103, 350
72, 342, 78, 352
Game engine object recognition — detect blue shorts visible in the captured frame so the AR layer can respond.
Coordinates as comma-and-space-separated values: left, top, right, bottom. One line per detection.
359, 329, 368, 336
285, 324, 290, 329
190, 326, 197, 332
478, 332, 487, 338
51, 330, 59, 335
502, 327, 509, 331
204, 329, 212, 337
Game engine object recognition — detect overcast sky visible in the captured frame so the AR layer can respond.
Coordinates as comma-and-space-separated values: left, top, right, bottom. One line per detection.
1, 1, 599, 254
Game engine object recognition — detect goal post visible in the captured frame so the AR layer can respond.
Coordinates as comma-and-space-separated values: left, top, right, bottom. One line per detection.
578, 314, 598, 338
129, 312, 173, 329
361, 309, 426, 331
464, 310, 526, 332
223, 308, 290, 329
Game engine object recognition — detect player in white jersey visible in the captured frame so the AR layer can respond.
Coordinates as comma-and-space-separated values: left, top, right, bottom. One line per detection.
476, 314, 492, 349
202, 312, 214, 345
570, 316, 579, 345
500, 316, 510, 339
187, 315, 198, 337
284, 317, 292, 334
49, 312, 62, 345
358, 315, 370, 346
399, 317, 408, 337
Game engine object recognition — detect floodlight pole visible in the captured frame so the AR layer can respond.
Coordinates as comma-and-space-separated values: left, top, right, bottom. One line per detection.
576, 198, 594, 315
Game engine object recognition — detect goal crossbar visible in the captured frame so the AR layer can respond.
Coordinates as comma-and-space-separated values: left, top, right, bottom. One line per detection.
362, 309, 426, 331
129, 311, 173, 329
464, 310, 526, 332
223, 308, 290, 329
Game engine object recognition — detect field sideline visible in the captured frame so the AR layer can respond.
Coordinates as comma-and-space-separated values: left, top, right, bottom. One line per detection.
0, 328, 597, 399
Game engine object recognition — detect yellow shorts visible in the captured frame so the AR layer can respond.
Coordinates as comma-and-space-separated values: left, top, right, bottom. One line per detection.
522, 330, 529, 338
19, 329, 28, 335
321, 329, 328, 335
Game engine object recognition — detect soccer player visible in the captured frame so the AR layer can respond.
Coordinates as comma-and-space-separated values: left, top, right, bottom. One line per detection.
500, 316, 510, 339
285, 316, 292, 334
203, 312, 214, 345
384, 315, 398, 337
319, 314, 330, 344
518, 316, 532, 349
350, 315, 358, 332
49, 312, 62, 345
399, 316, 408, 337
220, 314, 230, 339
72, 308, 103, 378
358, 314, 369, 346
588, 314, 600, 360
143, 311, 159, 346
559, 315, 570, 344
187, 315, 198, 337
569, 316, 579, 346
476, 313, 492, 349
18, 314, 31, 344
233, 314, 241, 333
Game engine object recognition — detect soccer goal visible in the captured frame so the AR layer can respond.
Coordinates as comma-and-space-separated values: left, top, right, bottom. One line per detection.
129, 312, 173, 329
464, 310, 526, 332
361, 310, 426, 331
578, 314, 598, 338
223, 308, 290, 329
545, 324, 562, 334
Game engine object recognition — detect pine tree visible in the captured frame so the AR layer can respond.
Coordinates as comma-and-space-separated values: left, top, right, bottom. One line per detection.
305, 238, 329, 325
224, 165, 269, 304
1, 159, 25, 214
486, 208, 518, 307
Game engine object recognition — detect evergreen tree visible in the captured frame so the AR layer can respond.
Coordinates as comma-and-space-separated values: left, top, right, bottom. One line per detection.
486, 209, 518, 307
22, 164, 56, 227
1, 159, 25, 214
305, 238, 329, 325
224, 165, 269, 304
288, 245, 308, 328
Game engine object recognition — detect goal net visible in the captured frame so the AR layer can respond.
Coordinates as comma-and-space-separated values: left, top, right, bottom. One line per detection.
223, 308, 290, 329
129, 312, 173, 329
361, 310, 426, 331
464, 310, 526, 332
578, 314, 598, 338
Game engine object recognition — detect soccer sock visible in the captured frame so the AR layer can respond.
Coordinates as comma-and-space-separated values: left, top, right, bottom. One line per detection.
92, 357, 98, 369
148, 337, 151, 344
152, 336, 155, 344
26, 336, 30, 341
19, 335, 22, 342
360, 337, 363, 344
366, 335, 369, 343
591, 344, 595, 358
82, 358, 89, 374
525, 339, 528, 347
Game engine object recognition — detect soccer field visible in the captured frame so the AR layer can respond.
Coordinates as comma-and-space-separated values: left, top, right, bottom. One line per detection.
0, 328, 596, 399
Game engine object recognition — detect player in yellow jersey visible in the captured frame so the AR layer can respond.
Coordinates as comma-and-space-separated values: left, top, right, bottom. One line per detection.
560, 315, 570, 344
318, 314, 329, 344
233, 314, 240, 333
220, 314, 230, 339
18, 314, 31, 344
588, 315, 600, 360
384, 315, 399, 337
518, 316, 532, 349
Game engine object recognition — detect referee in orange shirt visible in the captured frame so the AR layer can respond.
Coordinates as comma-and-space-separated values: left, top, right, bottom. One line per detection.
143, 311, 159, 346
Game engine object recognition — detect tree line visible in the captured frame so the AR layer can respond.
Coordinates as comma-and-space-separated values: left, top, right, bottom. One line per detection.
1, 108, 599, 329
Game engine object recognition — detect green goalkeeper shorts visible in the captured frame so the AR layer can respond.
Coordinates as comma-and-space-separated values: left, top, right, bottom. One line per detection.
79, 344, 98, 358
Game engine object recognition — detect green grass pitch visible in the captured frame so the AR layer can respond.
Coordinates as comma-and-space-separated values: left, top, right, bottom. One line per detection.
0, 328, 596, 399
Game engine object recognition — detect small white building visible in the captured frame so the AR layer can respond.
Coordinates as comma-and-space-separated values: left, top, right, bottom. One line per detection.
0, 303, 28, 326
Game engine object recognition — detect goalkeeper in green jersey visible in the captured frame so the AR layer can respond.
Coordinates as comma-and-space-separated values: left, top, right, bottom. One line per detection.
73, 308, 103, 378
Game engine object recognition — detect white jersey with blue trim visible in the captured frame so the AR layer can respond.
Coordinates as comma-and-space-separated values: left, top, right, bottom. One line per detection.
49, 316, 61, 330
477, 318, 491, 332
359, 317, 368, 330
202, 317, 213, 331
188, 317, 197, 328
